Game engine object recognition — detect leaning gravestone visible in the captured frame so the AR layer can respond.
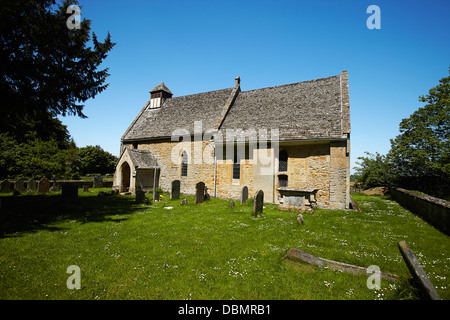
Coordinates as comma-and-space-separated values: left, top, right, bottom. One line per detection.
0, 180, 11, 193
38, 178, 50, 193
27, 179, 37, 192
241, 186, 248, 204
61, 184, 78, 203
93, 175, 103, 188
195, 182, 205, 204
14, 179, 26, 193
171, 180, 181, 200
398, 240, 441, 300
253, 190, 264, 216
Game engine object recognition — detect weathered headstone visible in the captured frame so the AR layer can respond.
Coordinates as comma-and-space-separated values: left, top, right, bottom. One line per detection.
83, 185, 89, 192
136, 188, 149, 204
50, 178, 60, 192
252, 190, 264, 216
398, 240, 441, 300
61, 184, 78, 203
14, 179, 26, 193
170, 180, 180, 200
27, 179, 37, 192
241, 186, 248, 204
93, 175, 103, 188
195, 182, 205, 204
38, 178, 50, 193
0, 180, 11, 193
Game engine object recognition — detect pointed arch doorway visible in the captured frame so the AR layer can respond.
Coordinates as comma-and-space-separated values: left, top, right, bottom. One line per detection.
120, 161, 131, 192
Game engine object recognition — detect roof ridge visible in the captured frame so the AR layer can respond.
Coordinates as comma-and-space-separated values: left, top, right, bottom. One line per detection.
170, 87, 234, 99
240, 74, 340, 93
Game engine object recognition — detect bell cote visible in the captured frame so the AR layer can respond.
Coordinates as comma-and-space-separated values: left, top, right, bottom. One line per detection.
148, 82, 173, 109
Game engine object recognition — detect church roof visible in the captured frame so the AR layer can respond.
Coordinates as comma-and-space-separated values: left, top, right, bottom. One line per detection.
122, 72, 350, 142
220, 75, 344, 141
126, 148, 159, 169
122, 88, 234, 141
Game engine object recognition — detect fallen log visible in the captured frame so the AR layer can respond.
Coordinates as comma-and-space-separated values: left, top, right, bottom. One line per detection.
284, 248, 398, 281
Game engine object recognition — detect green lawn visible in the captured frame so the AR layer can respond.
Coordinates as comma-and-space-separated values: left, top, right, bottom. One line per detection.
0, 189, 448, 300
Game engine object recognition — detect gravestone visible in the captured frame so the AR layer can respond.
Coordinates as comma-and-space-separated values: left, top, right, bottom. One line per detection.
252, 190, 264, 216
61, 184, 78, 203
50, 178, 59, 192
14, 179, 26, 193
27, 179, 37, 192
195, 182, 205, 204
0, 180, 11, 193
241, 186, 248, 204
170, 180, 180, 200
398, 240, 441, 300
38, 178, 50, 193
83, 185, 89, 192
93, 175, 103, 188
136, 188, 149, 204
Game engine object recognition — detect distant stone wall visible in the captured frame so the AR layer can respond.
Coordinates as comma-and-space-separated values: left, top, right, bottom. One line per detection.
390, 188, 450, 235
1, 179, 112, 191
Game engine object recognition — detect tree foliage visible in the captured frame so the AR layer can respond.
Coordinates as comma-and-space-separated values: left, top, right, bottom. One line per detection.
388, 68, 450, 197
77, 145, 118, 176
0, 137, 117, 179
354, 68, 450, 198
354, 152, 391, 189
0, 0, 115, 139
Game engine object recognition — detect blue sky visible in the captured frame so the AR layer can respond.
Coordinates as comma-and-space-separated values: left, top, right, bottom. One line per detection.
59, 0, 450, 173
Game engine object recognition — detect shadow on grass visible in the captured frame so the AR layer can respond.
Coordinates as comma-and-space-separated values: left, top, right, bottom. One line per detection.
0, 191, 142, 238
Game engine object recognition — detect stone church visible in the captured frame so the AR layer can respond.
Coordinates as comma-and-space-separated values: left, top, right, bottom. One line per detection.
113, 71, 351, 209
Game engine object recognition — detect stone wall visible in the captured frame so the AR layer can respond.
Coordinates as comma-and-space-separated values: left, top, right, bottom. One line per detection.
390, 188, 450, 235
122, 139, 350, 208
134, 140, 215, 196
329, 140, 350, 209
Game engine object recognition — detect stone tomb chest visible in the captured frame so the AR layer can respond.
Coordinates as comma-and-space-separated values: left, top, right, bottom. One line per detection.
277, 187, 318, 211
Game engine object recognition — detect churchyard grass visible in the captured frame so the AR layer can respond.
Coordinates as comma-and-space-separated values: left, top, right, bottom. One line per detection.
0, 189, 449, 300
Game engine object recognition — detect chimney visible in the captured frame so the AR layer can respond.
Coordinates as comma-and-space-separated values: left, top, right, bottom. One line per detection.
235, 76, 240, 87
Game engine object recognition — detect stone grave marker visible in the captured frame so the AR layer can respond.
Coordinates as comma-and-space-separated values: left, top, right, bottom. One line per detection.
50, 178, 59, 192
38, 178, 50, 193
398, 240, 441, 300
0, 180, 11, 193
241, 186, 248, 204
14, 179, 26, 193
171, 180, 180, 200
27, 179, 37, 192
136, 188, 149, 204
195, 182, 205, 204
252, 190, 264, 216
61, 184, 78, 203
93, 175, 103, 188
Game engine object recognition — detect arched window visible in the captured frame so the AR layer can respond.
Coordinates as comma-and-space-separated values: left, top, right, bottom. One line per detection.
279, 150, 288, 172
181, 151, 188, 177
233, 153, 240, 180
